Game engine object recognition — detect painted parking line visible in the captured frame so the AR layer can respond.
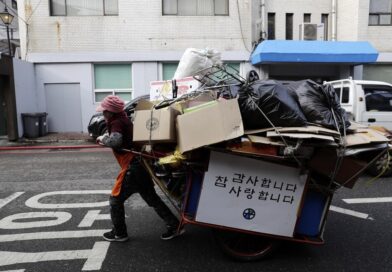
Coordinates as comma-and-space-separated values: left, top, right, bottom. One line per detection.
342, 197, 392, 204
329, 205, 374, 220
0, 229, 110, 243
0, 192, 24, 209
0, 242, 109, 271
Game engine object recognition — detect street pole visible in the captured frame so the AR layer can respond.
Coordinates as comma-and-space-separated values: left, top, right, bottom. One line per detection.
6, 24, 11, 56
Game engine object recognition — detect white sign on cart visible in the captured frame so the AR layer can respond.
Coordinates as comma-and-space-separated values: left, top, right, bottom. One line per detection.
196, 151, 306, 237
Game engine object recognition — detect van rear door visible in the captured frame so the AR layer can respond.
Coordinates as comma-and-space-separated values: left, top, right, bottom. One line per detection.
361, 84, 392, 130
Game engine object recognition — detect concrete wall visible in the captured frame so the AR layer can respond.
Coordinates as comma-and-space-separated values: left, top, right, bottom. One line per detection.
19, 0, 252, 58
13, 58, 37, 137
265, 0, 331, 40
34, 63, 94, 133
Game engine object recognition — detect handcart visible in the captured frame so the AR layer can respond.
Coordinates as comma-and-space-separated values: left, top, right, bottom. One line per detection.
128, 65, 389, 261
130, 146, 341, 261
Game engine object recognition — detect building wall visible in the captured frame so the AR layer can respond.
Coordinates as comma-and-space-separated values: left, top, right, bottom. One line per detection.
336, 0, 360, 41
34, 63, 95, 132
265, 0, 331, 40
19, 0, 252, 58
13, 58, 37, 137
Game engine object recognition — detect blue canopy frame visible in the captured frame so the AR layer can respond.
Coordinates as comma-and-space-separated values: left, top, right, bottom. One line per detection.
251, 40, 378, 65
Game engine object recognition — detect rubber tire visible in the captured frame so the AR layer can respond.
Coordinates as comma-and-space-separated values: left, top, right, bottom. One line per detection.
213, 229, 280, 262
100, 126, 108, 137
367, 151, 392, 177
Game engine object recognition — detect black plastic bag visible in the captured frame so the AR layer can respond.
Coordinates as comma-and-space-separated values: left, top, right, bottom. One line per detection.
286, 80, 350, 131
238, 80, 307, 129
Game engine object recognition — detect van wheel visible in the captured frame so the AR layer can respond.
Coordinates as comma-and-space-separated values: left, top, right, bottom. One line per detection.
367, 151, 392, 177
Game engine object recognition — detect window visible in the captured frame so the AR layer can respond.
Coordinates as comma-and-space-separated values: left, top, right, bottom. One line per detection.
94, 64, 132, 102
285, 13, 293, 40
334, 86, 349, 103
267, 13, 275, 40
369, 0, 392, 25
364, 85, 392, 111
162, 63, 179, 80
50, 0, 118, 16
162, 0, 229, 16
321, 14, 329, 41
12, 0, 17, 9
303, 13, 311, 23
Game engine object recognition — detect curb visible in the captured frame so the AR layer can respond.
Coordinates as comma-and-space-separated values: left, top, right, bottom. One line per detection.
0, 144, 105, 151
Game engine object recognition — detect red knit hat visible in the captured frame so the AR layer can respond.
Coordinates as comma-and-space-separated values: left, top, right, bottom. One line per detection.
96, 95, 125, 113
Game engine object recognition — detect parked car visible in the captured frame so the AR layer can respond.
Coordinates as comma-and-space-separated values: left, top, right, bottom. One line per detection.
87, 94, 149, 139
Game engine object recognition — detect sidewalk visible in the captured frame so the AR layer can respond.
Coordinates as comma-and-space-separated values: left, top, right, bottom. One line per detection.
0, 132, 97, 149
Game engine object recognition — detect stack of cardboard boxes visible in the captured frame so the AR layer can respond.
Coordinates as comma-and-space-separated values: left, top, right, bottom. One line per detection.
130, 88, 389, 238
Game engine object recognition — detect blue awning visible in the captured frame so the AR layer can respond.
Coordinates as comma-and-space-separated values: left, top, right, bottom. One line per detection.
251, 40, 378, 65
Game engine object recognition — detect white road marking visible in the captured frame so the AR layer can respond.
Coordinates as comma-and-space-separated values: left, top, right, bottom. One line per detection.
0, 212, 72, 229
0, 192, 24, 209
329, 205, 374, 220
0, 270, 26, 272
0, 241, 110, 271
0, 229, 110, 242
25, 190, 111, 209
342, 197, 392, 204
78, 210, 110, 228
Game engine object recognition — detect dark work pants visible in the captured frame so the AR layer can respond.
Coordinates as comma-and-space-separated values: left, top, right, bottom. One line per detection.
109, 158, 179, 236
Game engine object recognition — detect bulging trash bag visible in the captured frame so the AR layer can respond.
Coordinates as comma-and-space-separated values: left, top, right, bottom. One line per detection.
238, 80, 307, 130
173, 48, 222, 79
286, 80, 350, 131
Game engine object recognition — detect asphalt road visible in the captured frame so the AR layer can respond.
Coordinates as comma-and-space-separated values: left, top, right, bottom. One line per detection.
0, 148, 391, 272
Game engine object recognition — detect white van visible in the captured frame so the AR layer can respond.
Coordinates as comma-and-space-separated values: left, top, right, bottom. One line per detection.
325, 78, 392, 130
325, 78, 392, 177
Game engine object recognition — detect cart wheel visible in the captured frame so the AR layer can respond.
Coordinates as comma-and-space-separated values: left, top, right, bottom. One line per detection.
213, 229, 280, 261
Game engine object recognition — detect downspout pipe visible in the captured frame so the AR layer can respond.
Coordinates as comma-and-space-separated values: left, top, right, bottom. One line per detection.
260, 0, 266, 40
331, 0, 337, 41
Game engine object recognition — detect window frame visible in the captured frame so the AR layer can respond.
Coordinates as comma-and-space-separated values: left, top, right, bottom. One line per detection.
49, 0, 119, 16
369, 0, 392, 25
93, 64, 133, 103
162, 0, 229, 16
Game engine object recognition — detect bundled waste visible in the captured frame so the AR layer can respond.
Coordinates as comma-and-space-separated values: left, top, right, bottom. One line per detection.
133, 48, 391, 218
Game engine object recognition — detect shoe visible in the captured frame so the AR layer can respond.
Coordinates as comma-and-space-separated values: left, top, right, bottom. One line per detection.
160, 227, 185, 240
103, 230, 129, 242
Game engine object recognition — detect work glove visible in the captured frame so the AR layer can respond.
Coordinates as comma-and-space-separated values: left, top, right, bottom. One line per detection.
96, 133, 109, 144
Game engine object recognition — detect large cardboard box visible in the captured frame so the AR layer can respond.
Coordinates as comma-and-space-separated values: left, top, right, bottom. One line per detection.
196, 151, 306, 237
177, 98, 244, 153
133, 100, 179, 142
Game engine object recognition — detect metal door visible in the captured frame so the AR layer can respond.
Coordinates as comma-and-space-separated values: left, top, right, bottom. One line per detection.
44, 83, 83, 132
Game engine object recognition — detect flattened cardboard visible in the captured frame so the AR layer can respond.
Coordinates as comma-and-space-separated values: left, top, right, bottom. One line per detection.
266, 132, 335, 142
275, 126, 341, 137
345, 129, 389, 146
177, 98, 244, 153
227, 138, 279, 156
248, 135, 285, 146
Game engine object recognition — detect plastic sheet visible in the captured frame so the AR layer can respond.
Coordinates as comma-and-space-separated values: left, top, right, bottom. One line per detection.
286, 80, 350, 131
238, 80, 307, 129
173, 48, 222, 79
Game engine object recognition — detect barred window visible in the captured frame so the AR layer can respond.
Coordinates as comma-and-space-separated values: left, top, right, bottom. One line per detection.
369, 0, 392, 25
50, 0, 118, 16
163, 0, 229, 16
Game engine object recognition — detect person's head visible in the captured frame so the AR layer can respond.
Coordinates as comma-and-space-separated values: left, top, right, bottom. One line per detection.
96, 95, 125, 119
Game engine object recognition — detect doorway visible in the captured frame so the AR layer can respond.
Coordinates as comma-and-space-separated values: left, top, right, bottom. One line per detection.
44, 83, 83, 132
